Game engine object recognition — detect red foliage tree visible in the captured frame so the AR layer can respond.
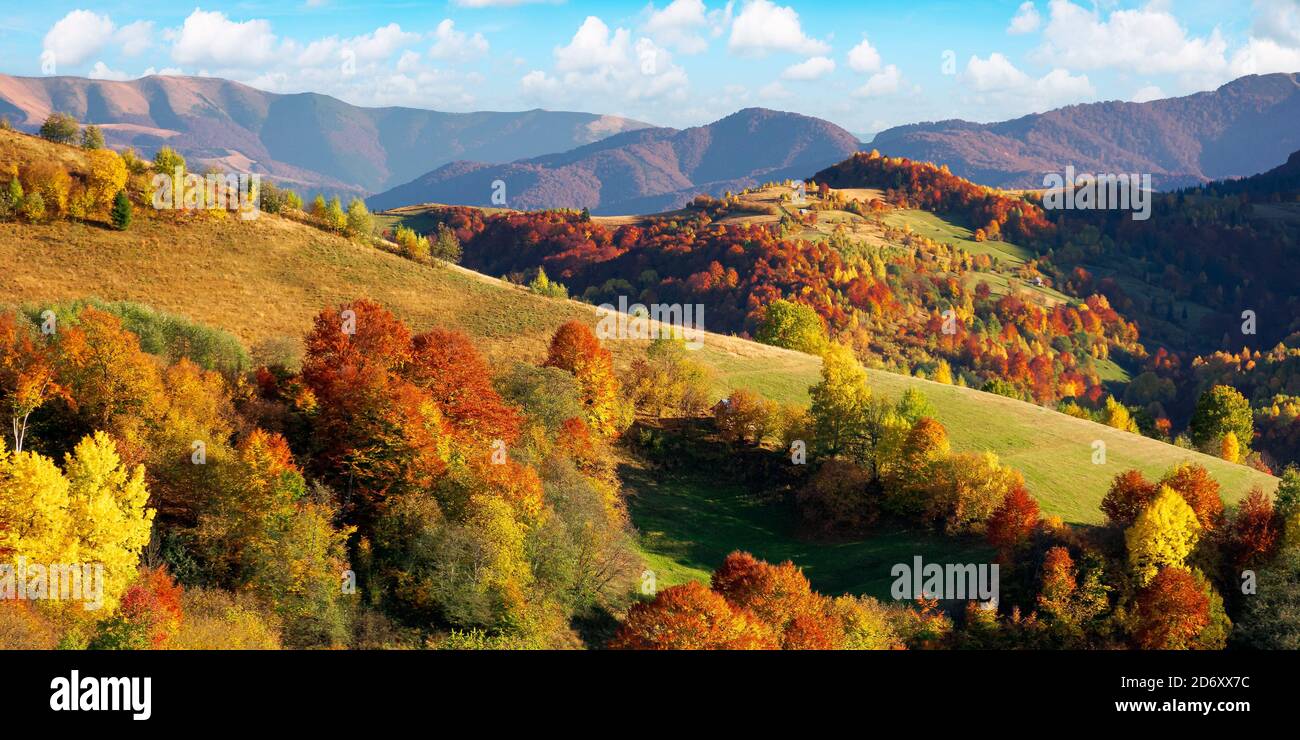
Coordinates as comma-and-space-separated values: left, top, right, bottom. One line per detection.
1159, 463, 1224, 531
409, 328, 521, 448
608, 581, 776, 650
1100, 469, 1158, 527
1132, 567, 1210, 650
1224, 487, 1280, 570
985, 485, 1040, 554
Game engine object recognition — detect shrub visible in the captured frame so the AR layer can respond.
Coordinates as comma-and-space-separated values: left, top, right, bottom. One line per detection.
38, 112, 79, 144
20, 162, 71, 217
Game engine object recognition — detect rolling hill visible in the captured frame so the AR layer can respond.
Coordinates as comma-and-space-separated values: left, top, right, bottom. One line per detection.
365, 108, 863, 214
0, 129, 1274, 528
0, 73, 652, 195
870, 72, 1300, 189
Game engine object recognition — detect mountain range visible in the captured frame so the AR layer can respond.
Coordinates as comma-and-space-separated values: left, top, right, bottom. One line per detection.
0, 74, 652, 195
3, 71, 1298, 210
365, 107, 863, 214
869, 73, 1300, 190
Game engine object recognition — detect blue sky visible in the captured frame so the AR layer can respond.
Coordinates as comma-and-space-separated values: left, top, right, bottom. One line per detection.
1, 1, 1297, 137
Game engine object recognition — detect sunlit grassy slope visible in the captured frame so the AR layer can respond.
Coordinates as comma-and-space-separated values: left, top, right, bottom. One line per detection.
0, 210, 1275, 525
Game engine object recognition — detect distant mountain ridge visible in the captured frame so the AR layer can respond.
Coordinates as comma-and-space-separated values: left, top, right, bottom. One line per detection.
870, 73, 1300, 189
0, 74, 653, 195
366, 108, 863, 214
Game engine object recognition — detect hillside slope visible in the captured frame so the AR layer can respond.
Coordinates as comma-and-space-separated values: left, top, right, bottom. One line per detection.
0, 73, 652, 194
366, 108, 862, 214
871, 72, 1300, 189
0, 214, 1274, 525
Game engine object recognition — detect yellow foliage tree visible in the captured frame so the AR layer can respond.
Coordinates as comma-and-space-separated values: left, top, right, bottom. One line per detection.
1126, 485, 1201, 586
1220, 431, 1240, 464
932, 360, 954, 385
0, 432, 154, 614
1103, 396, 1140, 433
86, 149, 127, 217
809, 343, 873, 457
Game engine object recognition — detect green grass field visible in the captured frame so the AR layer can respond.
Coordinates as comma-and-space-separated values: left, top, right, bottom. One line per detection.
621, 459, 991, 599
883, 208, 1033, 265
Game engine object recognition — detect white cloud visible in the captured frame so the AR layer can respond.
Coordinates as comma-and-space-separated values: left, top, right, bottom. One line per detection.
854, 64, 902, 97
88, 61, 130, 81
729, 0, 828, 57
846, 37, 881, 73
963, 53, 1030, 92
1007, 2, 1041, 35
522, 15, 690, 107
556, 16, 633, 72
782, 56, 835, 80
428, 19, 489, 61
961, 52, 1094, 113
43, 10, 115, 67
1131, 85, 1164, 103
142, 67, 185, 77
1230, 36, 1300, 76
169, 10, 279, 67
116, 21, 154, 57
642, 0, 722, 54
1033, 0, 1227, 75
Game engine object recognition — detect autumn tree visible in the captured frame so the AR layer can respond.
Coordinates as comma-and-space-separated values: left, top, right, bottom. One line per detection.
624, 333, 713, 419
1126, 485, 1202, 586
754, 299, 828, 354
543, 321, 630, 438
1100, 469, 1158, 527
408, 328, 521, 450
1223, 488, 1280, 570
715, 388, 778, 446
1158, 462, 1223, 531
1190, 384, 1253, 453
711, 551, 835, 647
1132, 567, 1211, 650
809, 343, 874, 459
882, 416, 950, 519
86, 149, 127, 217
301, 300, 449, 522
986, 485, 1040, 554
609, 581, 776, 650
0, 432, 154, 614
52, 307, 164, 434
80, 125, 105, 150
0, 312, 63, 453
90, 567, 183, 649
345, 198, 373, 239
928, 450, 1023, 533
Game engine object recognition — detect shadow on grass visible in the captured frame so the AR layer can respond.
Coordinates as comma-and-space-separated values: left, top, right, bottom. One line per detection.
621, 461, 994, 601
